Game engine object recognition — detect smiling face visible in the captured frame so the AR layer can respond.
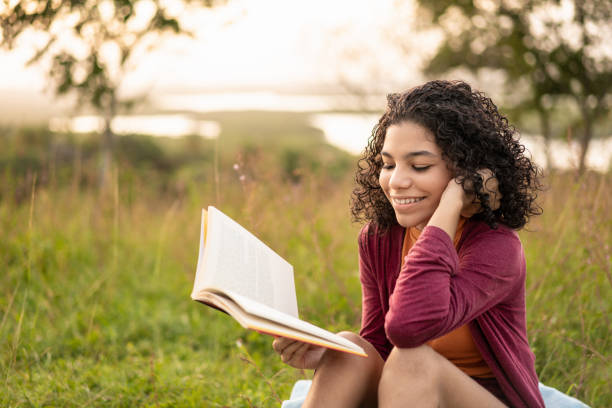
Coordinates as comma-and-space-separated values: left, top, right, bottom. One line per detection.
379, 121, 453, 229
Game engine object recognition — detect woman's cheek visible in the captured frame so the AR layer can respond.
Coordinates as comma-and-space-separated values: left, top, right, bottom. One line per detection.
379, 172, 390, 199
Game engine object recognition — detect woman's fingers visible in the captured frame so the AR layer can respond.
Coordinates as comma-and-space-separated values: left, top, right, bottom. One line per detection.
272, 336, 294, 354
272, 337, 325, 369
280, 339, 307, 363
284, 341, 311, 366
286, 342, 325, 369
272, 337, 307, 364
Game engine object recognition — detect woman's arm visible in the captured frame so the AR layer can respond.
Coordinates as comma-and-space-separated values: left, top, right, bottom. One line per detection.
358, 226, 393, 360
385, 178, 524, 349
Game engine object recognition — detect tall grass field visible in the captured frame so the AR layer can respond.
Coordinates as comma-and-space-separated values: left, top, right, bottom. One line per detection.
1, 113, 610, 406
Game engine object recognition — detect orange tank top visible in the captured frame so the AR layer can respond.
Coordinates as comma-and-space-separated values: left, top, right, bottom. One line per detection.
401, 220, 494, 378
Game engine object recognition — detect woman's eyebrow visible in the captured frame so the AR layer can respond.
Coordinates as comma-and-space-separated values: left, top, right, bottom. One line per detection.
381, 151, 437, 159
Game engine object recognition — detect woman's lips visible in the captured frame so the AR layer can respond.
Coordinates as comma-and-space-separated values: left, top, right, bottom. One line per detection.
392, 196, 425, 209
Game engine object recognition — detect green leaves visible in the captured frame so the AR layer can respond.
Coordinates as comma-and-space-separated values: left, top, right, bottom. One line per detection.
415, 0, 612, 173
0, 0, 199, 116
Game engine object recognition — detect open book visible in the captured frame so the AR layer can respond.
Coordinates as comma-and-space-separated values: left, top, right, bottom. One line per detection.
191, 206, 366, 357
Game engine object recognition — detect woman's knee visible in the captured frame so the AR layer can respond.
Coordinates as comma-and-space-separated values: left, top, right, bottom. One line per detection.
306, 332, 384, 407
337, 331, 364, 343
386, 344, 439, 375
379, 345, 441, 396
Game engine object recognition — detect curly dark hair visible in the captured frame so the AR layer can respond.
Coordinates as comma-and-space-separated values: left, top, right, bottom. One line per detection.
350, 80, 543, 230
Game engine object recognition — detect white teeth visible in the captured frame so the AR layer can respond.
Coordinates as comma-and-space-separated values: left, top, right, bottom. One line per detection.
394, 197, 424, 205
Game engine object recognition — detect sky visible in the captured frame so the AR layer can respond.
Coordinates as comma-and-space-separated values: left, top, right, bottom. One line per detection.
0, 0, 439, 121
0, 0, 431, 100
2, 0, 610, 105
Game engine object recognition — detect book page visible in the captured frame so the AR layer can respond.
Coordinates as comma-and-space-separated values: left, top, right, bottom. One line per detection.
191, 209, 208, 297
226, 291, 364, 351
197, 292, 366, 357
193, 206, 298, 318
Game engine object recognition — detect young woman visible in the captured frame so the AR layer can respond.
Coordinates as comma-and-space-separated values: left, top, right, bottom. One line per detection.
273, 80, 544, 407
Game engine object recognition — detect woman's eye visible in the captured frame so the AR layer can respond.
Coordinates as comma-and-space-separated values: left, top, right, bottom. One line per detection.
413, 165, 431, 171
382, 164, 395, 170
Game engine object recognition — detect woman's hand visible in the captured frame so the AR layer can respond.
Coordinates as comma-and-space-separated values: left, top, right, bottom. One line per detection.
272, 337, 326, 370
460, 169, 501, 218
428, 169, 501, 240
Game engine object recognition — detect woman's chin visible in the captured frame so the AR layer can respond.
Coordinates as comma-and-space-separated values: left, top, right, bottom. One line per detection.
395, 212, 429, 230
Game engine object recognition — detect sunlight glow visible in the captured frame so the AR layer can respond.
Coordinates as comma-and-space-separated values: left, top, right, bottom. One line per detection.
1, 0, 427, 101
49, 114, 221, 138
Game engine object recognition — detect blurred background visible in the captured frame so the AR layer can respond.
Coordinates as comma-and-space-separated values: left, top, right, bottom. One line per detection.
1, 0, 610, 406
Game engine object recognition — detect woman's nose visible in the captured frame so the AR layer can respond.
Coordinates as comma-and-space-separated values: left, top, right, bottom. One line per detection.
389, 166, 412, 190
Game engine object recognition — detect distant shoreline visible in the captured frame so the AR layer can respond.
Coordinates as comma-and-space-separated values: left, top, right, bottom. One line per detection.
0, 90, 386, 125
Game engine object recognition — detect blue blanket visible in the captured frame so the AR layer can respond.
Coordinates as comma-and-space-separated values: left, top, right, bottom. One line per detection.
281, 380, 591, 407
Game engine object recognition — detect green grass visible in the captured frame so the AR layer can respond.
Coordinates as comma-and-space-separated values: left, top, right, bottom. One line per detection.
1, 116, 610, 406
520, 172, 612, 403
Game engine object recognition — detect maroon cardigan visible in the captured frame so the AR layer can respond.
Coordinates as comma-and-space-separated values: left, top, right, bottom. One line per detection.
358, 220, 545, 408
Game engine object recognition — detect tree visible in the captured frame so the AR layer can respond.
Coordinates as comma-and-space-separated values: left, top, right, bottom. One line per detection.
1, 0, 221, 186
415, 0, 612, 173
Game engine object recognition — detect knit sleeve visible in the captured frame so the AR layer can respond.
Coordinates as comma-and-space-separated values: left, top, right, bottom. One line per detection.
358, 225, 392, 360
384, 224, 524, 348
